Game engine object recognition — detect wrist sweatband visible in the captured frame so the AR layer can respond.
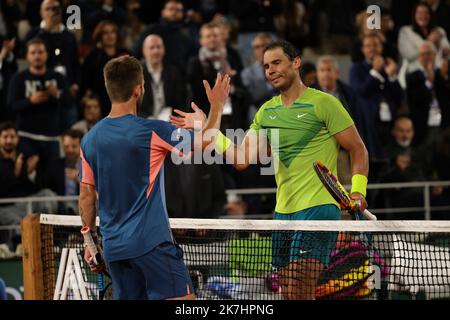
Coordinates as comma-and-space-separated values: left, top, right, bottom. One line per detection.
351, 174, 368, 198
215, 131, 232, 154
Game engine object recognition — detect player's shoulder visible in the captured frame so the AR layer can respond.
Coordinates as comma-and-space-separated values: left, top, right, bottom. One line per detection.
257, 95, 282, 113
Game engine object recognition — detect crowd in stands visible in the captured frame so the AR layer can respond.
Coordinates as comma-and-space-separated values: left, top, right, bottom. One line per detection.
1, 0, 450, 242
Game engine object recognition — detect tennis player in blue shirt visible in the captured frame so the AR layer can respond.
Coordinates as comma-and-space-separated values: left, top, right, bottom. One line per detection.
79, 55, 230, 300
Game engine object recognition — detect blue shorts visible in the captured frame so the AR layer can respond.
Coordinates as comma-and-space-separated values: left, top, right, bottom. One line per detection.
272, 204, 340, 268
107, 242, 194, 300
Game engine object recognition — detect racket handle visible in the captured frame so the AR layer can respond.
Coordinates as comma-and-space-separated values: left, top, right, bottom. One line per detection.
81, 226, 102, 265
362, 209, 377, 221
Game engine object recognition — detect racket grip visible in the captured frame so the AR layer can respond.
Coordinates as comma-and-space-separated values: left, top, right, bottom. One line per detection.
362, 209, 377, 221
81, 226, 102, 265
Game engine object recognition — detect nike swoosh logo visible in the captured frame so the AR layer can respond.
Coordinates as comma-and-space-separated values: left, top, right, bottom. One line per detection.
298, 250, 311, 255
297, 114, 307, 119
269, 116, 277, 120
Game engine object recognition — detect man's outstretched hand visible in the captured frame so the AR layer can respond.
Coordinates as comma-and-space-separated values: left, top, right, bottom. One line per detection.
170, 102, 206, 130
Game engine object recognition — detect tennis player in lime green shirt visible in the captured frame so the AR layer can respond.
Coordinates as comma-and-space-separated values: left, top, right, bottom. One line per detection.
171, 40, 369, 300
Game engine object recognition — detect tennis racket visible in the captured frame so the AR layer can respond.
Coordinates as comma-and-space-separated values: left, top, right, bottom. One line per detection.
81, 226, 112, 300
313, 160, 377, 221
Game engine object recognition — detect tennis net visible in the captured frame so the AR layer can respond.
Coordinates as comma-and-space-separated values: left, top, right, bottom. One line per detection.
28, 214, 450, 300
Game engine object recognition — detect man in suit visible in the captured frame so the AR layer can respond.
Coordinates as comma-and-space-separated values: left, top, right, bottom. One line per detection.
139, 34, 187, 120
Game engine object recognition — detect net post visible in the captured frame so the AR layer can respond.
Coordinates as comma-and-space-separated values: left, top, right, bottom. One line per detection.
21, 213, 44, 300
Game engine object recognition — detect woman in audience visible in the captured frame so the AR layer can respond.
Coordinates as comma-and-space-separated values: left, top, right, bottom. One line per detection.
398, 2, 450, 71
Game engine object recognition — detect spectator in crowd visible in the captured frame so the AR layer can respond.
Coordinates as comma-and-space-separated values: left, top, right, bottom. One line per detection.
312, 55, 363, 185
187, 22, 249, 131
423, 0, 450, 36
7, 38, 71, 166
350, 33, 403, 182
44, 129, 83, 214
390, 0, 419, 36
132, 0, 197, 75
300, 61, 317, 87
398, 2, 450, 80
81, 20, 129, 117
139, 34, 187, 120
241, 33, 276, 121
213, 15, 243, 74
0, 36, 17, 122
0, 121, 57, 226
71, 93, 102, 134
377, 115, 443, 218
385, 115, 433, 177
25, 0, 80, 98
406, 41, 450, 147
351, 9, 398, 62
84, 0, 128, 44
230, 0, 281, 67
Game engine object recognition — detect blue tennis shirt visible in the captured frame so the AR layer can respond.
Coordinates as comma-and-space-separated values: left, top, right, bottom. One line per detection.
79, 114, 193, 262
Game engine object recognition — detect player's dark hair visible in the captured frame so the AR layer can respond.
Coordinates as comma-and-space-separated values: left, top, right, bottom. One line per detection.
103, 55, 143, 103
263, 40, 300, 61
0, 121, 17, 134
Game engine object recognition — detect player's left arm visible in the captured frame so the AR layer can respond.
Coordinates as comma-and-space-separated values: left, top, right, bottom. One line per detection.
334, 125, 370, 212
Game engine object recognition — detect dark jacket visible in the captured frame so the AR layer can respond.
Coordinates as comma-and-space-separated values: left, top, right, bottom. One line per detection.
406, 68, 450, 145
7, 69, 71, 135
138, 63, 187, 118
349, 61, 404, 160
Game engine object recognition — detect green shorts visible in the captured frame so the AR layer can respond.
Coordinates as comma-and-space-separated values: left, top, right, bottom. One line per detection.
272, 204, 340, 268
